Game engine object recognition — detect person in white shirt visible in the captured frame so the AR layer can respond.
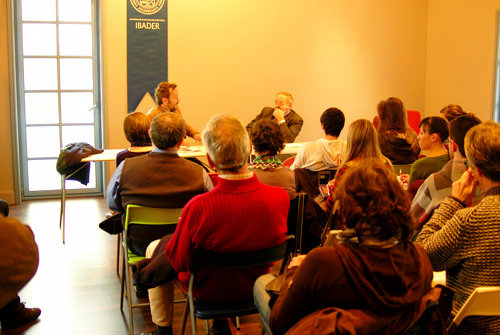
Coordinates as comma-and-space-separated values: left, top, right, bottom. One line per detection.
291, 107, 346, 171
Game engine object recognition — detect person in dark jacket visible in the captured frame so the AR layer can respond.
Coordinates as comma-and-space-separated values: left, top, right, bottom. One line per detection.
0, 201, 41, 330
376, 97, 420, 164
255, 159, 444, 335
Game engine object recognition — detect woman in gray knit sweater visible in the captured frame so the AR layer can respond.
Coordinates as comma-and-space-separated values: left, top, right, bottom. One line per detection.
416, 121, 500, 335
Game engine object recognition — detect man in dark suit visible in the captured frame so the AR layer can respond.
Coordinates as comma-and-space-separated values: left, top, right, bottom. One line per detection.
246, 92, 303, 142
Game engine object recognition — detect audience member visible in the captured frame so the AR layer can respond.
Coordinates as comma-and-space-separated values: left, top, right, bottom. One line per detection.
325, 119, 391, 213
255, 159, 440, 334
249, 119, 296, 199
411, 114, 482, 230
439, 104, 466, 122
115, 112, 152, 167
134, 114, 289, 335
291, 107, 346, 171
0, 202, 41, 330
246, 92, 303, 143
147, 82, 201, 142
408, 116, 450, 186
416, 121, 500, 334
106, 112, 212, 257
290, 108, 346, 249
376, 97, 420, 164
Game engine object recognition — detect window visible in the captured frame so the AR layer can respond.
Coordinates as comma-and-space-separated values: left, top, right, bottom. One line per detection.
14, 0, 102, 197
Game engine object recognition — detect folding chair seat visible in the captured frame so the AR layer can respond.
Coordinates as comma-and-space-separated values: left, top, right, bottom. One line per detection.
181, 236, 295, 335
447, 286, 500, 334
120, 204, 183, 335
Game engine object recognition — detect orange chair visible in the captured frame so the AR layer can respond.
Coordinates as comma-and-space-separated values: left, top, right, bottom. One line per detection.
282, 156, 295, 168
407, 110, 421, 134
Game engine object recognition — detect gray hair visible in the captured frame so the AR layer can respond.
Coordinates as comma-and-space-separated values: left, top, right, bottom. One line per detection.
150, 112, 186, 150
465, 121, 500, 181
202, 114, 250, 172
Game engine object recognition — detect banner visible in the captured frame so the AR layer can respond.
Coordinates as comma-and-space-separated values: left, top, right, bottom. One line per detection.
127, 0, 168, 113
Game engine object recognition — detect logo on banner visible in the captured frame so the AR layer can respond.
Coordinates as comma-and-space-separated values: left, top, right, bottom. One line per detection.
130, 0, 165, 15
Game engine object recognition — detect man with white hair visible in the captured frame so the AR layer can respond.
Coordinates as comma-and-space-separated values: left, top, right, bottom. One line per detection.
135, 114, 289, 335
247, 92, 303, 143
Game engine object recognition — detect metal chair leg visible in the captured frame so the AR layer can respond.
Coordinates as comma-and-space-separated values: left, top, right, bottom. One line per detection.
60, 175, 67, 244
116, 234, 121, 280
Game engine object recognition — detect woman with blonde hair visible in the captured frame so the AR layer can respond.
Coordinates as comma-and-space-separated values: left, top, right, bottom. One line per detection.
377, 97, 420, 164
325, 119, 391, 212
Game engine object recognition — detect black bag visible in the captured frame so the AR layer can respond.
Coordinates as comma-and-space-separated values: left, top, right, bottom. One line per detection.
98, 212, 123, 234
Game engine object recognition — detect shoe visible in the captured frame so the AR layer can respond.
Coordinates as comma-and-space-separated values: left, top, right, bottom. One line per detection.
139, 325, 172, 335
0, 300, 41, 330
209, 319, 231, 335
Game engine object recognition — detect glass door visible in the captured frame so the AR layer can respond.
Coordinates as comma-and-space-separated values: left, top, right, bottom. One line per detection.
14, 0, 102, 197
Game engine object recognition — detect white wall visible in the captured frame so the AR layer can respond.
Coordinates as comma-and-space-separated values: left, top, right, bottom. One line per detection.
425, 0, 500, 121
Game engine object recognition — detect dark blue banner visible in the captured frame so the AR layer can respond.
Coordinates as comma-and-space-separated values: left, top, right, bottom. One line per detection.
127, 0, 168, 113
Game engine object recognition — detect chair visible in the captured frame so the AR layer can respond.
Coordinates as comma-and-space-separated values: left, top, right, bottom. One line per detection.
447, 286, 500, 334
120, 204, 183, 335
407, 110, 421, 135
287, 193, 307, 255
282, 156, 295, 168
180, 235, 296, 335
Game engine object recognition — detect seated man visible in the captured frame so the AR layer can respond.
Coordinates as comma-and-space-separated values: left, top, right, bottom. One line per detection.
106, 112, 212, 256
409, 116, 450, 186
411, 114, 482, 231
0, 203, 41, 330
147, 81, 201, 142
134, 114, 289, 335
291, 107, 346, 171
416, 121, 500, 334
246, 91, 303, 143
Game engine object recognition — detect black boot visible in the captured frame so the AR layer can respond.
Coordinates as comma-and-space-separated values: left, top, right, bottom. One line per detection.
0, 296, 41, 330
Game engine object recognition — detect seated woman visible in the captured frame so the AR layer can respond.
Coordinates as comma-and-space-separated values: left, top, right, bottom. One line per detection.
409, 116, 450, 187
325, 119, 391, 213
249, 119, 296, 199
376, 97, 420, 164
254, 159, 439, 335
439, 104, 466, 122
115, 112, 153, 167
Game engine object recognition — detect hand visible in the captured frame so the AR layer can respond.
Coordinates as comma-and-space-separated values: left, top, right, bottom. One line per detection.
397, 174, 409, 190
193, 134, 202, 142
181, 137, 197, 147
273, 108, 285, 122
451, 169, 478, 206
288, 255, 306, 269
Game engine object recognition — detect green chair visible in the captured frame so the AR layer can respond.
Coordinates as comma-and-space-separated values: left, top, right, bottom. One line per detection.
119, 204, 184, 335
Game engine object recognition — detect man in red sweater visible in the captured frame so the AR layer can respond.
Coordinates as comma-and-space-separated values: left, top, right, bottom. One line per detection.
135, 114, 289, 335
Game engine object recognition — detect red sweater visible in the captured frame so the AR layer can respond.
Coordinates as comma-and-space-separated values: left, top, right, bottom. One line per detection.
165, 174, 289, 302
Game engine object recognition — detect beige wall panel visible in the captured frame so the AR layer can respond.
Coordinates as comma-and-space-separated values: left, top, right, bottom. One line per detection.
425, 0, 500, 121
0, 0, 15, 203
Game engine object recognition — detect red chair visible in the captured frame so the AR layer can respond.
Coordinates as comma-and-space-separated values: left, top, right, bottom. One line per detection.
407, 110, 421, 134
282, 156, 295, 168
